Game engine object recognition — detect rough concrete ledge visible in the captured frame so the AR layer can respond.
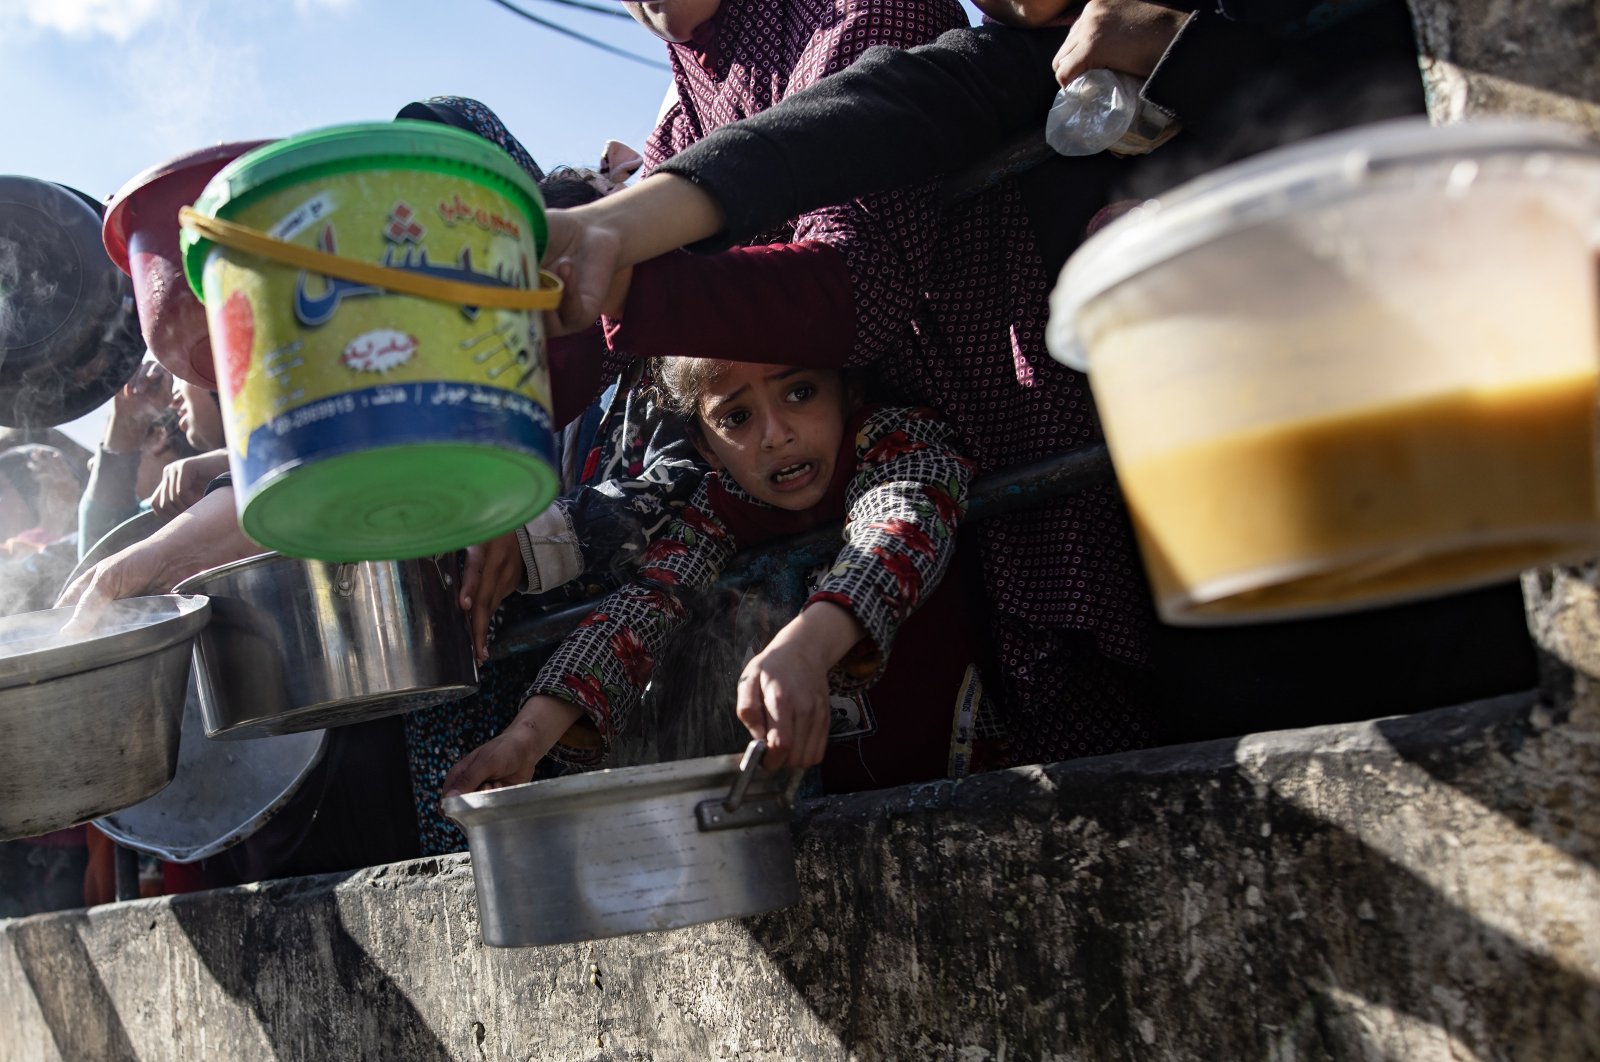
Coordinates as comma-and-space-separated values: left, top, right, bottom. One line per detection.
2, 691, 1595, 1061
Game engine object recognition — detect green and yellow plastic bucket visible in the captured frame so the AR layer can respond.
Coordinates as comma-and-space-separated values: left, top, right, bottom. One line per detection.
179, 121, 561, 561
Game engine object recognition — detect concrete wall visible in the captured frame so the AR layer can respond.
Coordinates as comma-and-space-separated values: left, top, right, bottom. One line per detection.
2, 688, 1595, 1061
1407, 0, 1600, 132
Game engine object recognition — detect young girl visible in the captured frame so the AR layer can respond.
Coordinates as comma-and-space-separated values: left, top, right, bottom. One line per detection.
444, 359, 990, 795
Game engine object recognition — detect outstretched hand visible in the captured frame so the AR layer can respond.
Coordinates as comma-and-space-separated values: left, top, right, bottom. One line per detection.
150, 450, 230, 521
459, 532, 525, 663
541, 210, 627, 336
1052, 0, 1188, 87
57, 487, 258, 616
441, 694, 584, 798
734, 602, 865, 771
539, 174, 725, 336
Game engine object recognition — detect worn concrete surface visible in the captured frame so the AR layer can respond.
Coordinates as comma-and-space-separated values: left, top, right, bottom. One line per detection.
1408, 0, 1600, 133
2, 689, 1595, 1061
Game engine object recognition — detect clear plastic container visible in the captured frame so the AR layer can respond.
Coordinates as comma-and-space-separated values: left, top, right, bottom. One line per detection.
1044, 69, 1178, 157
1046, 118, 1600, 624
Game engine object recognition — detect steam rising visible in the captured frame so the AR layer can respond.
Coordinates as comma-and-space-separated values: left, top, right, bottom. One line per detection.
0, 595, 181, 665
611, 586, 788, 768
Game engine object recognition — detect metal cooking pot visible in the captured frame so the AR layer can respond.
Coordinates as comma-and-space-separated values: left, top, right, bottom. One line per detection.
0, 595, 209, 840
93, 672, 327, 862
444, 741, 801, 947
174, 552, 477, 739
0, 176, 144, 427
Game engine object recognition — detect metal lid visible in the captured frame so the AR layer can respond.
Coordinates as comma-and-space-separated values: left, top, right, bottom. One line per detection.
0, 176, 144, 427
1046, 116, 1600, 371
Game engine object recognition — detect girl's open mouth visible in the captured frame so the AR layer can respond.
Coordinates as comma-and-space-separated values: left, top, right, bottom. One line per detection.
771, 462, 815, 487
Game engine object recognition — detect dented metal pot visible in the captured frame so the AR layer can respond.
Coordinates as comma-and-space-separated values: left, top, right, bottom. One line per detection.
0, 595, 209, 840
444, 741, 801, 947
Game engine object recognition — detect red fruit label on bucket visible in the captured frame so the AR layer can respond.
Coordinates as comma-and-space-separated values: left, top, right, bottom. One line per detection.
217, 290, 255, 400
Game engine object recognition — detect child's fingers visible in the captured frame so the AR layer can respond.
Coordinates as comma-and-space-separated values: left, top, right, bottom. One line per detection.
1052, 35, 1090, 88
735, 668, 774, 750
442, 747, 489, 800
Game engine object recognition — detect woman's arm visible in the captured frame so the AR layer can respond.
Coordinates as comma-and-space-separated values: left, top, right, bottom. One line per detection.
541, 14, 1049, 332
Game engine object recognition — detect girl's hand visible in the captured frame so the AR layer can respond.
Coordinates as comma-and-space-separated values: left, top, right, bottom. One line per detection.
736, 602, 865, 771
104, 360, 172, 453
1051, 0, 1188, 87
442, 695, 583, 798
150, 450, 230, 520
459, 532, 526, 663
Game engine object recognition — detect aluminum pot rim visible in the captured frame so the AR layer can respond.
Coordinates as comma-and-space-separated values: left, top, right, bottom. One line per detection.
442, 749, 791, 826
172, 550, 295, 591
0, 594, 210, 690
173, 550, 456, 592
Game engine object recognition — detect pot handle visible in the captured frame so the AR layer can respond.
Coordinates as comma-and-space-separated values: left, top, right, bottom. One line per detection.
723, 739, 767, 813
696, 739, 800, 833
723, 739, 804, 812
334, 563, 358, 597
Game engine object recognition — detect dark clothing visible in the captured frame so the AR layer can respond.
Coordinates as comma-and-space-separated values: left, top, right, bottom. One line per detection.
651, 2, 1426, 245
642, 3, 1538, 738
608, 0, 1162, 766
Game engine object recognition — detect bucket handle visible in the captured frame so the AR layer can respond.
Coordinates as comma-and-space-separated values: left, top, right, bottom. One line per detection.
178, 207, 564, 312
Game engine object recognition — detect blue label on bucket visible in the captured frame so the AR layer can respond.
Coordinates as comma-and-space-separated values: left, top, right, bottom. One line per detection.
235, 380, 557, 487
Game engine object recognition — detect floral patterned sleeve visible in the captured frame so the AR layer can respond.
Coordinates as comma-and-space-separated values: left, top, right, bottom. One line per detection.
526, 478, 738, 765
808, 405, 973, 691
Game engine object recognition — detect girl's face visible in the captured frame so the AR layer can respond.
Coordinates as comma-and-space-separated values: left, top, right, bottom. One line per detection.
623, 0, 722, 42
692, 363, 852, 512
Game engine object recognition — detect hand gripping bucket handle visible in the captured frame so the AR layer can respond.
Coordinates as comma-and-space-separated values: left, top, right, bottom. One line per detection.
178, 206, 564, 311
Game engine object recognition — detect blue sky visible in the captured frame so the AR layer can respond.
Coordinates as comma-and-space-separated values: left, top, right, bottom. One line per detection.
1, 0, 981, 449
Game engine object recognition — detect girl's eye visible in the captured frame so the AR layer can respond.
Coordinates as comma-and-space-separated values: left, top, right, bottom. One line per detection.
786, 383, 815, 403
718, 409, 749, 431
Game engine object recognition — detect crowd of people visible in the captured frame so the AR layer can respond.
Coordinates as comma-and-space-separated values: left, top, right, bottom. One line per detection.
3, 0, 1541, 916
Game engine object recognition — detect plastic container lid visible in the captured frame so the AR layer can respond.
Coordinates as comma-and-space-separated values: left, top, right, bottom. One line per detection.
179, 121, 549, 300
1046, 116, 1600, 371
241, 442, 559, 563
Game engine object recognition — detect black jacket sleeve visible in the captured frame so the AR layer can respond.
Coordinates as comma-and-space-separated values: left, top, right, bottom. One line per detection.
652, 23, 1068, 251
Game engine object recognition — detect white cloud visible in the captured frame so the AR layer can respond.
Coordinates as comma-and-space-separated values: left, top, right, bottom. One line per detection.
0, 0, 353, 42
3, 0, 174, 41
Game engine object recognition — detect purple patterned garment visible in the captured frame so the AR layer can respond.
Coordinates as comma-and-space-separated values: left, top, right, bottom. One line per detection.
631, 0, 1159, 763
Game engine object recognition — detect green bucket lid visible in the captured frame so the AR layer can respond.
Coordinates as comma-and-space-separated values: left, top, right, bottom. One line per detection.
242, 442, 559, 563
179, 120, 548, 300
